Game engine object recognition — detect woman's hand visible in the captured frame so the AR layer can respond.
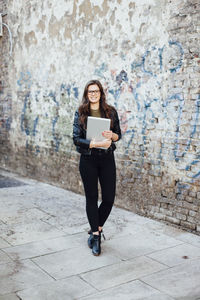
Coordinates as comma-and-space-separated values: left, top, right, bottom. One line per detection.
102, 130, 113, 140
102, 130, 119, 142
90, 138, 112, 149
100, 139, 112, 149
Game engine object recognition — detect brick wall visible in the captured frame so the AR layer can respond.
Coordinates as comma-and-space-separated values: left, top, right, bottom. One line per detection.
0, 0, 200, 232
0, 0, 11, 165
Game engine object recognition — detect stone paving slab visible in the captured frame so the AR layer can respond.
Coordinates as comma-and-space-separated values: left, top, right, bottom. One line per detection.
0, 260, 54, 295
0, 207, 51, 225
103, 230, 183, 260
147, 243, 200, 267
0, 220, 65, 246
78, 280, 175, 300
3, 233, 83, 261
80, 256, 167, 291
141, 258, 200, 299
17, 275, 97, 300
174, 231, 200, 248
32, 245, 121, 279
41, 214, 89, 235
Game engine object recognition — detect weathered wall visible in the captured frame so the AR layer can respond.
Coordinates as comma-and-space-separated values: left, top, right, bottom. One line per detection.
0, 0, 12, 165
1, 0, 200, 232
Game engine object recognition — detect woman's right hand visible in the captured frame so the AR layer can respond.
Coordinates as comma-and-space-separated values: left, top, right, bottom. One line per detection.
99, 139, 112, 149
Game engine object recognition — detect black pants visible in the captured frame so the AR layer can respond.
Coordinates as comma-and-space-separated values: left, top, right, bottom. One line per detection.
79, 152, 116, 232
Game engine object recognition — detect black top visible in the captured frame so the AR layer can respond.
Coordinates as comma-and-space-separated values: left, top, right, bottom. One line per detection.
73, 107, 122, 155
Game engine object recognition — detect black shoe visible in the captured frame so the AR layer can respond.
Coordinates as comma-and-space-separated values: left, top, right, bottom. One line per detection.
92, 234, 101, 256
87, 230, 94, 249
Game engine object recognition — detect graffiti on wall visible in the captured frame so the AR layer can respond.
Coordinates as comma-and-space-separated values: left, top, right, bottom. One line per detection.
18, 40, 200, 186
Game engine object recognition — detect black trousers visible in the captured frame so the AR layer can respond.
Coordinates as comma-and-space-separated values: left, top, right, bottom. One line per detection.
79, 152, 116, 232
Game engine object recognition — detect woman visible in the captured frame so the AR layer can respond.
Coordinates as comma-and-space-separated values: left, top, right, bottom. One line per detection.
73, 79, 121, 256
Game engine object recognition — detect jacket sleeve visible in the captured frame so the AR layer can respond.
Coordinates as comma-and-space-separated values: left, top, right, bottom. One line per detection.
73, 110, 91, 149
112, 109, 122, 141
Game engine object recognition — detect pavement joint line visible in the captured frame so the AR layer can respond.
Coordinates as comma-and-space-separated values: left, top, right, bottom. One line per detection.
142, 241, 187, 256
77, 274, 100, 292
78, 254, 165, 279
145, 241, 200, 255
78, 258, 124, 278
34, 206, 57, 218
0, 236, 12, 246
1, 248, 16, 262
78, 274, 143, 294
1, 233, 73, 250
30, 257, 57, 281
38, 218, 71, 235
120, 253, 169, 265
138, 278, 176, 300
143, 254, 173, 268
174, 237, 200, 249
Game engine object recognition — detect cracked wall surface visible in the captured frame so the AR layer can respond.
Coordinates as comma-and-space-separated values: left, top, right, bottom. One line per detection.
0, 0, 200, 232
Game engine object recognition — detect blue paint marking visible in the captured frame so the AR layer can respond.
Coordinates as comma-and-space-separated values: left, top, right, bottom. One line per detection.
35, 145, 40, 155
130, 82, 141, 111
116, 70, 128, 85
162, 93, 184, 161
73, 87, 79, 99
168, 41, 184, 73
176, 182, 190, 194
49, 91, 59, 106
21, 92, 30, 135
21, 92, 39, 136
185, 158, 200, 171
17, 71, 32, 88
124, 129, 135, 154
94, 63, 107, 78
60, 83, 70, 96
33, 116, 39, 137
52, 117, 61, 152
5, 117, 11, 130
108, 88, 121, 107
60, 84, 79, 99
131, 61, 143, 71
158, 46, 164, 71
142, 50, 153, 76
183, 95, 200, 179
35, 90, 40, 102
192, 171, 200, 179
173, 95, 200, 162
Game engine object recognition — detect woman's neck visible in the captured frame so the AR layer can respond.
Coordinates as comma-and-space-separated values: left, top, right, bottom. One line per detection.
90, 102, 100, 110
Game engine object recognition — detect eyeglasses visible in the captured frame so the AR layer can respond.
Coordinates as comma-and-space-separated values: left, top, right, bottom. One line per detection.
88, 90, 100, 95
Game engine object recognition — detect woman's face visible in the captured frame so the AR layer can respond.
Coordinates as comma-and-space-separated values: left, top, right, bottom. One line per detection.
87, 84, 101, 105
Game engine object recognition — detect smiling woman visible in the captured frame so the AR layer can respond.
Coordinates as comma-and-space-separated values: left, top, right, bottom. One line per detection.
73, 79, 121, 256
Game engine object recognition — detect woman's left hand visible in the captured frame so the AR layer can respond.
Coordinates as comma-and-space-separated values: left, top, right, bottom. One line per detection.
102, 130, 113, 140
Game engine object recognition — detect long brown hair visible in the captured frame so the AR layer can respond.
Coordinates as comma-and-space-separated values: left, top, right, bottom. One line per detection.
78, 80, 114, 129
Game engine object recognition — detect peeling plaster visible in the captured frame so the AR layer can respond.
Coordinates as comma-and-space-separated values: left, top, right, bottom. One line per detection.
24, 31, 37, 48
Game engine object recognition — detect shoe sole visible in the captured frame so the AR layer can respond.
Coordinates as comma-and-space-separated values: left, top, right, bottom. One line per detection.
92, 252, 100, 256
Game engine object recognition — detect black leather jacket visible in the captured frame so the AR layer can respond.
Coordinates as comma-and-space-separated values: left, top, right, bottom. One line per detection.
73, 108, 121, 155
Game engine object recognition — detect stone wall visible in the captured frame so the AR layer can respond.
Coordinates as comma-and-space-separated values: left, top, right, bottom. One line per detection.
0, 0, 200, 232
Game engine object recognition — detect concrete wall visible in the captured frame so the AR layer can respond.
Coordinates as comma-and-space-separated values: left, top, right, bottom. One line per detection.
0, 0, 200, 232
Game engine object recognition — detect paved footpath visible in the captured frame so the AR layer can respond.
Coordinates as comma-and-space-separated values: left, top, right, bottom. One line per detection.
0, 169, 200, 300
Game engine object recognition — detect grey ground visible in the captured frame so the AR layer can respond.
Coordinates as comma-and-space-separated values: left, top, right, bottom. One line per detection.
0, 169, 200, 300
